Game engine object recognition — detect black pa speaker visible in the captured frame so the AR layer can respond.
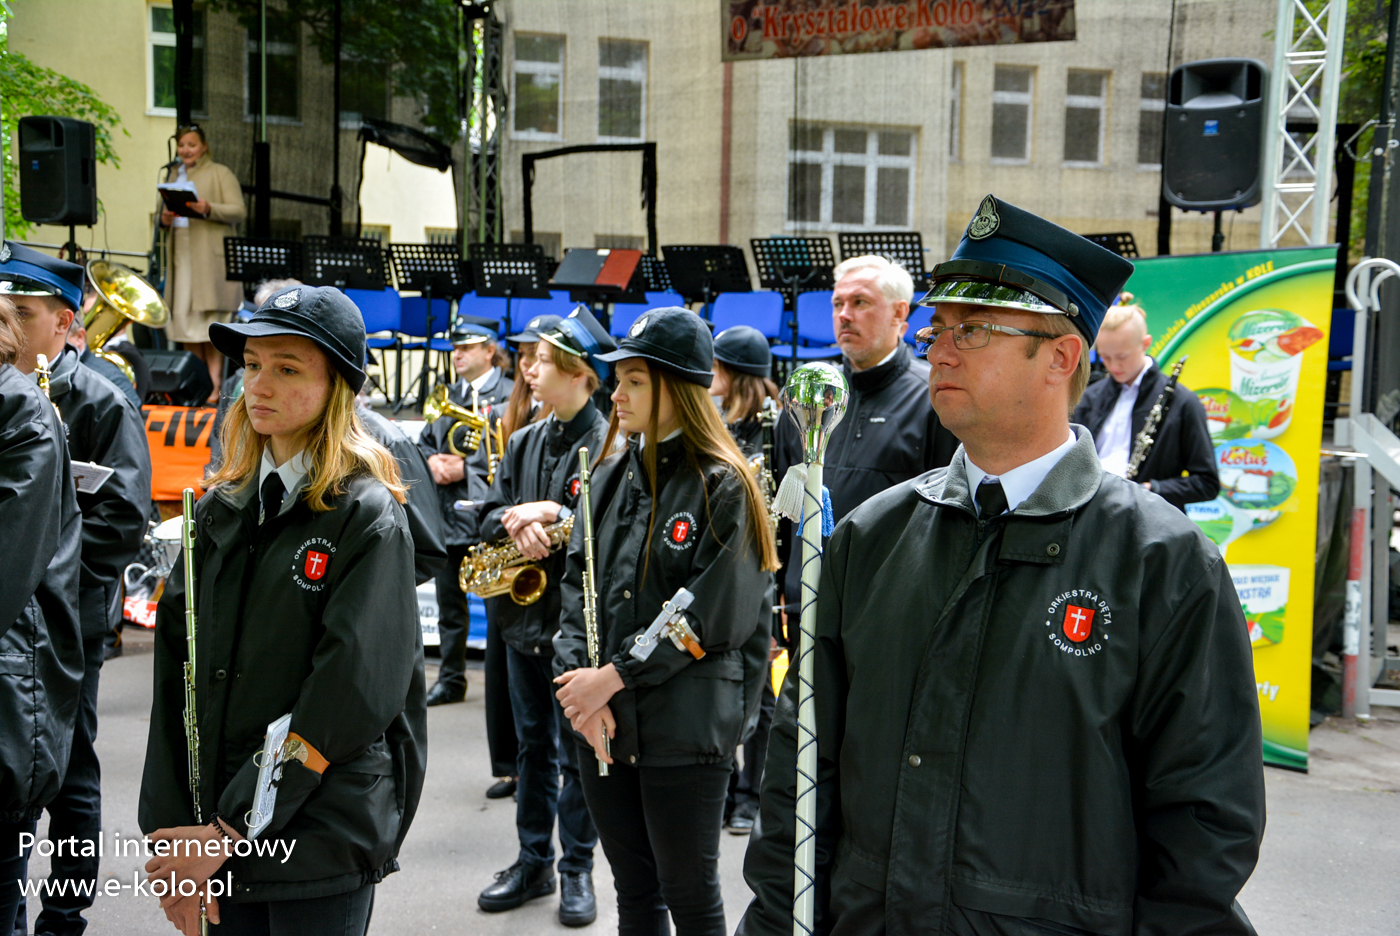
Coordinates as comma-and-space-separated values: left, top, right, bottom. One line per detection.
1162, 59, 1269, 211
143, 349, 214, 406
18, 116, 98, 226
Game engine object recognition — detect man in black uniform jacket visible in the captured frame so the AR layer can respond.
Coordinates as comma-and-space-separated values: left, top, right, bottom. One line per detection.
1072, 301, 1219, 511
0, 242, 152, 936
356, 396, 448, 586
773, 255, 958, 627
740, 196, 1265, 936
419, 316, 513, 705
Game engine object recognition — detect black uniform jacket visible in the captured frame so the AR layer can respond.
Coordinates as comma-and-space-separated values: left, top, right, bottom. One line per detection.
358, 404, 447, 585
49, 346, 153, 638
1071, 360, 1220, 511
554, 436, 771, 768
139, 474, 427, 903
478, 401, 608, 656
774, 347, 958, 609
0, 365, 83, 821
416, 369, 513, 546
740, 429, 1265, 936
80, 346, 140, 408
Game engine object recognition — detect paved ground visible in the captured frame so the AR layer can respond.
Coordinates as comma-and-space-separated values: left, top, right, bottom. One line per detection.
16, 627, 1400, 935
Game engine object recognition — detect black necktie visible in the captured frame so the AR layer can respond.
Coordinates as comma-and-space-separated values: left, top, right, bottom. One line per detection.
977, 479, 1007, 521
261, 471, 286, 524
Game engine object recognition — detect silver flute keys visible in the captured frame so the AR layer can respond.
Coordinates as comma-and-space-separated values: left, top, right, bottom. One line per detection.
577, 448, 610, 776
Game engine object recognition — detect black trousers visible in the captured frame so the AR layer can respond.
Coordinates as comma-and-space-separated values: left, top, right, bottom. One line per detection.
728, 675, 775, 813
14, 636, 103, 936
578, 753, 731, 936
211, 885, 374, 936
0, 822, 36, 936
433, 544, 471, 693
483, 599, 518, 777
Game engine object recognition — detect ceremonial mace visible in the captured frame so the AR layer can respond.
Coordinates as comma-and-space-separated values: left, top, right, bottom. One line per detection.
773, 362, 848, 936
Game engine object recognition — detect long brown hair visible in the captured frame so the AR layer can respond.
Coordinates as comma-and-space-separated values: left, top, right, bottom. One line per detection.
716, 361, 779, 425
598, 361, 779, 577
0, 296, 22, 366
207, 368, 407, 510
502, 342, 550, 439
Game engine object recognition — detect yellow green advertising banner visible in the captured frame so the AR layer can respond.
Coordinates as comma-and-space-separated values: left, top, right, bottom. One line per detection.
1124, 245, 1336, 771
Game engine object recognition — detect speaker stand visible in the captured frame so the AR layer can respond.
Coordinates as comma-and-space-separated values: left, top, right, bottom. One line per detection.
1211, 211, 1224, 253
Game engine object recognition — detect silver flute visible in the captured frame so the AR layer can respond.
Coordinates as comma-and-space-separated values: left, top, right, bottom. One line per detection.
180, 487, 208, 936
577, 449, 610, 776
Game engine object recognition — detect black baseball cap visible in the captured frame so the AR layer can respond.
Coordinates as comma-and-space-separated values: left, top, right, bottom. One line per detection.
713, 325, 771, 378
507, 313, 563, 344
210, 285, 368, 392
596, 306, 714, 388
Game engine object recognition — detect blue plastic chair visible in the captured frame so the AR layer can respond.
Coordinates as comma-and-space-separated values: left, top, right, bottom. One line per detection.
397, 295, 453, 409
609, 301, 652, 338
772, 290, 842, 360
646, 291, 685, 309
458, 292, 511, 337
347, 287, 403, 401
711, 291, 785, 342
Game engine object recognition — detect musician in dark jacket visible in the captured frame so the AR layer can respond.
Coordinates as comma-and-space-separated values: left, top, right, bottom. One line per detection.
0, 296, 84, 936
2, 243, 152, 936
741, 196, 1264, 936
472, 308, 614, 926
1072, 300, 1219, 511
772, 256, 959, 618
554, 309, 778, 936
356, 400, 447, 585
418, 316, 513, 705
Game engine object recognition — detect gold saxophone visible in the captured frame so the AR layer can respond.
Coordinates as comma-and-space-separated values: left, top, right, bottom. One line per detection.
459, 515, 575, 606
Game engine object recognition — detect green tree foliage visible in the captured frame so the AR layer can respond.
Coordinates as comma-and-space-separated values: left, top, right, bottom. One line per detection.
1333, 0, 1393, 254
212, 0, 462, 143
0, 15, 126, 237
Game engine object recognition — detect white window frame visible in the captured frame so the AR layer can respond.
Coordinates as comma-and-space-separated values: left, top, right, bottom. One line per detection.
949, 62, 963, 162
597, 39, 647, 143
990, 66, 1034, 165
1137, 73, 1166, 170
147, 3, 206, 118
1063, 70, 1108, 168
785, 124, 918, 232
243, 27, 302, 125
512, 34, 565, 142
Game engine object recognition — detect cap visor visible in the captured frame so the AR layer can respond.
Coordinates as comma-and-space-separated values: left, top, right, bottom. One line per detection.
506, 330, 538, 343
915, 279, 1064, 315
208, 320, 316, 363
595, 347, 713, 386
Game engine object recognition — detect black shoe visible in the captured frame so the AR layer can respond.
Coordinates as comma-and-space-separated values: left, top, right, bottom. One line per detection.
728, 800, 758, 835
478, 861, 555, 912
558, 871, 597, 927
486, 777, 517, 799
426, 682, 465, 706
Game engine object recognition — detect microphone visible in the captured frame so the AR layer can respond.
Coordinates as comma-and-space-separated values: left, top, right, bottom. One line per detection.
162, 159, 181, 169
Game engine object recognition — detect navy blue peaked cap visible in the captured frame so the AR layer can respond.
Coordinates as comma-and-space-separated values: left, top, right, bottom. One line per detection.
0, 241, 84, 310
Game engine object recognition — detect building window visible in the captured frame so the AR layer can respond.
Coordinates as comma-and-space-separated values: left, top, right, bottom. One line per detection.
514, 34, 564, 139
1064, 70, 1108, 166
991, 66, 1034, 163
148, 4, 206, 117
424, 227, 457, 246
510, 230, 562, 260
340, 57, 389, 127
245, 15, 301, 122
787, 123, 917, 230
949, 62, 963, 161
598, 39, 647, 141
1138, 72, 1166, 168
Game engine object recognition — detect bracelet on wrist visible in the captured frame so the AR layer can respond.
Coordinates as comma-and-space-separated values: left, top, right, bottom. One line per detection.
209, 816, 234, 845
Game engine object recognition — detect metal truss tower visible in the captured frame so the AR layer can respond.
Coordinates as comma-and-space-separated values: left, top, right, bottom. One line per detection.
462, 6, 506, 251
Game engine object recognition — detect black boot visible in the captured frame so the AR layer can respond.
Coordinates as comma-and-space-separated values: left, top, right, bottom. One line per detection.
426, 681, 465, 706
478, 861, 556, 912
558, 871, 597, 927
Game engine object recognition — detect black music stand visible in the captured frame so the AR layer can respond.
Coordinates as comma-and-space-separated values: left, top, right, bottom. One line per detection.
469, 241, 545, 261
389, 243, 466, 414
838, 232, 931, 292
551, 248, 646, 313
751, 237, 835, 365
472, 257, 552, 338
662, 245, 751, 317
1080, 232, 1140, 258
223, 237, 304, 294
302, 235, 389, 290
638, 255, 673, 294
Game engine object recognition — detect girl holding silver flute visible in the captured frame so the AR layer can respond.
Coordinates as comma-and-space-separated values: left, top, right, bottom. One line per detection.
553, 308, 777, 936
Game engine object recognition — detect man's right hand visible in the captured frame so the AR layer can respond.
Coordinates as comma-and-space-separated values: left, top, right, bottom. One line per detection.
427, 453, 466, 485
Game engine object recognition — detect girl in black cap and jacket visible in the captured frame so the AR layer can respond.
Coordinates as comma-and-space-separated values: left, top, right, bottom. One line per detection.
138, 285, 426, 936
553, 308, 778, 936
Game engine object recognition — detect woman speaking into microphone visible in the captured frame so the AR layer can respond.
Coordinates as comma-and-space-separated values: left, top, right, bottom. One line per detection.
553, 307, 777, 936
138, 285, 426, 936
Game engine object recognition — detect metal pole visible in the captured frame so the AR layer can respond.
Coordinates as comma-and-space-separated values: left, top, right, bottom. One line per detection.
330, 0, 342, 236
260, 0, 267, 143
1310, 0, 1348, 243
1258, 0, 1292, 248
1342, 501, 1368, 718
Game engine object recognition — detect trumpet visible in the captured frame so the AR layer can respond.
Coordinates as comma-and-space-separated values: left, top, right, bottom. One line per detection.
423, 384, 487, 457
459, 516, 574, 606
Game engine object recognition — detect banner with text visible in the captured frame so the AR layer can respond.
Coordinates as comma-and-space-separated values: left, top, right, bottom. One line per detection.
1125, 246, 1336, 771
723, 0, 1076, 60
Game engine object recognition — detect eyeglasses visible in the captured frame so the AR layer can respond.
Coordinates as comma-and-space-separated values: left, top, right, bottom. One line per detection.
914, 321, 1058, 353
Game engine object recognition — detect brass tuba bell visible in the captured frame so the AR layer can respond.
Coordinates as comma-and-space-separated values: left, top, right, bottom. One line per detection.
83, 260, 169, 386
423, 383, 487, 456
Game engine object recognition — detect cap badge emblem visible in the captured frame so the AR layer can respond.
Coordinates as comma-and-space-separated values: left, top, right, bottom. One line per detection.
0, 243, 11, 263
273, 289, 301, 309
968, 196, 1000, 241
530, 317, 541, 328
629, 315, 649, 338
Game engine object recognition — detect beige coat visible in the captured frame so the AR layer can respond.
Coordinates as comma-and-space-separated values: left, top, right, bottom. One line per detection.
162, 154, 246, 343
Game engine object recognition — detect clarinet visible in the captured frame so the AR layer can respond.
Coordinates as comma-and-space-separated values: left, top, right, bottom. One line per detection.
179, 487, 208, 936
576, 448, 609, 776
1125, 356, 1187, 482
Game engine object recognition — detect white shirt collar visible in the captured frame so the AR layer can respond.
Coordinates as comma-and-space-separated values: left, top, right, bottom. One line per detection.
461, 367, 498, 395
964, 430, 1077, 515
1119, 359, 1150, 392
638, 428, 683, 450
258, 446, 310, 513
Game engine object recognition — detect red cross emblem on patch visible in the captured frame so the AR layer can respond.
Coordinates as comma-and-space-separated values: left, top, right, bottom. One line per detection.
304, 551, 330, 581
569, 478, 581, 498
1063, 605, 1094, 643
671, 520, 690, 543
